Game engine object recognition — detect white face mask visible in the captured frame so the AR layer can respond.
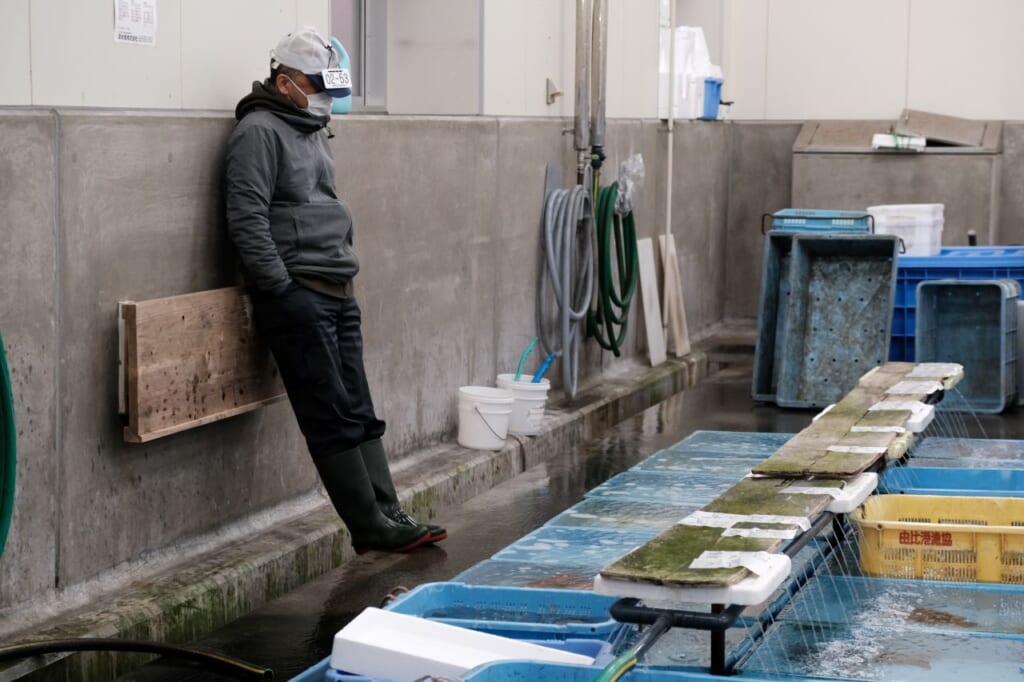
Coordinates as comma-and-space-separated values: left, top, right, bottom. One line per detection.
306, 91, 333, 118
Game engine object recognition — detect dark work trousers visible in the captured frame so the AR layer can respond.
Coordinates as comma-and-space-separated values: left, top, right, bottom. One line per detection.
250, 284, 386, 460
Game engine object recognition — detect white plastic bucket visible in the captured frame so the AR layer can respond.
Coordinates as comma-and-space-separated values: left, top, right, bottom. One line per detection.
457, 386, 514, 450
496, 374, 551, 436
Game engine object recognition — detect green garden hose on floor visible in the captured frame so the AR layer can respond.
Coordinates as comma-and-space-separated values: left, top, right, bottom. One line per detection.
0, 333, 15, 559
588, 181, 639, 357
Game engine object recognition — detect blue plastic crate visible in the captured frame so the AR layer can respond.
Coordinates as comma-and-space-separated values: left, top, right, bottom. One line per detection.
915, 279, 1019, 413
891, 248, 1024, 360
663, 430, 794, 457
880, 466, 1024, 496
545, 497, 699, 532
912, 437, 1024, 461
490, 526, 656, 570
584, 470, 738, 506
464, 662, 780, 682
453, 559, 601, 590
383, 583, 625, 642
768, 209, 874, 234
634, 451, 765, 477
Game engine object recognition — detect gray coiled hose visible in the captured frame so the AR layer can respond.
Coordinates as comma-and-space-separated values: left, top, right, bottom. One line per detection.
538, 183, 594, 400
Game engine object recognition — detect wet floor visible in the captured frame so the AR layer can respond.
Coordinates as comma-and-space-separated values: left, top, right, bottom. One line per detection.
115, 363, 1023, 681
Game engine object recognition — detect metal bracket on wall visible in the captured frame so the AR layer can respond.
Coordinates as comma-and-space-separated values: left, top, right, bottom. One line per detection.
546, 78, 563, 106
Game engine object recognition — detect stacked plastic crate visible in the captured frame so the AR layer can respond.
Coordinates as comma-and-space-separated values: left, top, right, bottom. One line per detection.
752, 210, 899, 408
889, 247, 1023, 413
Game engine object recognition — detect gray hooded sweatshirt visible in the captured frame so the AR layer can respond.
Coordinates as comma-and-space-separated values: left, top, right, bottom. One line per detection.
225, 81, 358, 296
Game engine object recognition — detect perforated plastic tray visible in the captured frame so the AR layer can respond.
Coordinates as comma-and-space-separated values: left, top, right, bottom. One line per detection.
775, 234, 900, 408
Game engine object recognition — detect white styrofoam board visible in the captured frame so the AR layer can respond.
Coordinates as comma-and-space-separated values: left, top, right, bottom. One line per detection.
331, 608, 593, 680
867, 400, 935, 433
783, 472, 878, 514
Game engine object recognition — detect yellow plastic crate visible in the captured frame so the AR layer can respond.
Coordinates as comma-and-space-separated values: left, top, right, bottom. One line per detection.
851, 494, 1024, 583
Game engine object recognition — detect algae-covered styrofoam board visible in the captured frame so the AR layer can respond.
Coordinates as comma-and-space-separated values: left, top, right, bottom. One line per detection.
595, 365, 959, 595
597, 478, 834, 588
752, 363, 953, 476
593, 554, 792, 607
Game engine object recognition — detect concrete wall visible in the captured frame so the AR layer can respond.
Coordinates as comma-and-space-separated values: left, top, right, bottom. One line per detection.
0, 110, 729, 612
999, 123, 1024, 246
792, 152, 1003, 248
0, 112, 59, 602
724, 122, 802, 321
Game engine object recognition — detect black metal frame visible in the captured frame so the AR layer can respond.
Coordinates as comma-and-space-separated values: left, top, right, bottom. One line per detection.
608, 511, 836, 676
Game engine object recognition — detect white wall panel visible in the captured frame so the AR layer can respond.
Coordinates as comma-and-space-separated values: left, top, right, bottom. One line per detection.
481, 0, 569, 117
182, 1, 299, 111
296, 0, 329, 35
606, 0, 661, 119
387, 0, 480, 115
908, 0, 1024, 120
1, 0, 32, 105
765, 0, 909, 120
721, 0, 768, 119
30, 0, 182, 108
676, 0, 723, 65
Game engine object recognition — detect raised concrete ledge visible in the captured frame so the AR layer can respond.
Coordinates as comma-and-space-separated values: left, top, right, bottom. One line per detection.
0, 352, 709, 681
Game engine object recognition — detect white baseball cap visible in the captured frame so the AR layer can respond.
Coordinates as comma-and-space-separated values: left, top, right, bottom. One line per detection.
271, 27, 351, 97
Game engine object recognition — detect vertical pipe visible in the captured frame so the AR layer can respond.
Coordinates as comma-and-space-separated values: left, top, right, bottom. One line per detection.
574, 0, 593, 182
663, 0, 677, 330
589, 0, 608, 170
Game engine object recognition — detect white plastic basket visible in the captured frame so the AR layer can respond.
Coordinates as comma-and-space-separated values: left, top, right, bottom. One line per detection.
869, 204, 945, 257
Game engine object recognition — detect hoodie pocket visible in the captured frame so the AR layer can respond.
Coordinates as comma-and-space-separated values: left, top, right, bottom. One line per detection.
267, 206, 300, 261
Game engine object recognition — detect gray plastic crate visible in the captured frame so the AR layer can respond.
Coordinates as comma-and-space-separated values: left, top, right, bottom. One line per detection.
775, 234, 900, 409
752, 233, 797, 402
916, 279, 1020, 414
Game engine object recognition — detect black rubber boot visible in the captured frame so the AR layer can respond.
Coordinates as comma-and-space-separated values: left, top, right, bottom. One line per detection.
312, 447, 431, 554
360, 438, 448, 543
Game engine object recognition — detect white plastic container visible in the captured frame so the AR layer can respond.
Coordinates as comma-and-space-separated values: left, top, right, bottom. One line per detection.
457, 386, 514, 450
331, 607, 594, 680
867, 204, 945, 256
496, 374, 551, 436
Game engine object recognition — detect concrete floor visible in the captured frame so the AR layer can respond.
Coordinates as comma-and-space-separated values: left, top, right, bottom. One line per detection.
115, 360, 1023, 681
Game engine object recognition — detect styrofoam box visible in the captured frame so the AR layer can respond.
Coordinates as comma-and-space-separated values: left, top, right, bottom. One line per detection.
331, 608, 594, 681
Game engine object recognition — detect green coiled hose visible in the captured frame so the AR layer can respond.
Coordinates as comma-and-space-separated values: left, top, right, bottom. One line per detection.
0, 332, 15, 558
588, 181, 639, 356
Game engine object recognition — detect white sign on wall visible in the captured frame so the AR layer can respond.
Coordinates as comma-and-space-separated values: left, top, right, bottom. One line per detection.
114, 0, 157, 46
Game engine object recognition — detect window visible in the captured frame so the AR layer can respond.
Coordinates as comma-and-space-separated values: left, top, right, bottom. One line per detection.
330, 0, 388, 112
